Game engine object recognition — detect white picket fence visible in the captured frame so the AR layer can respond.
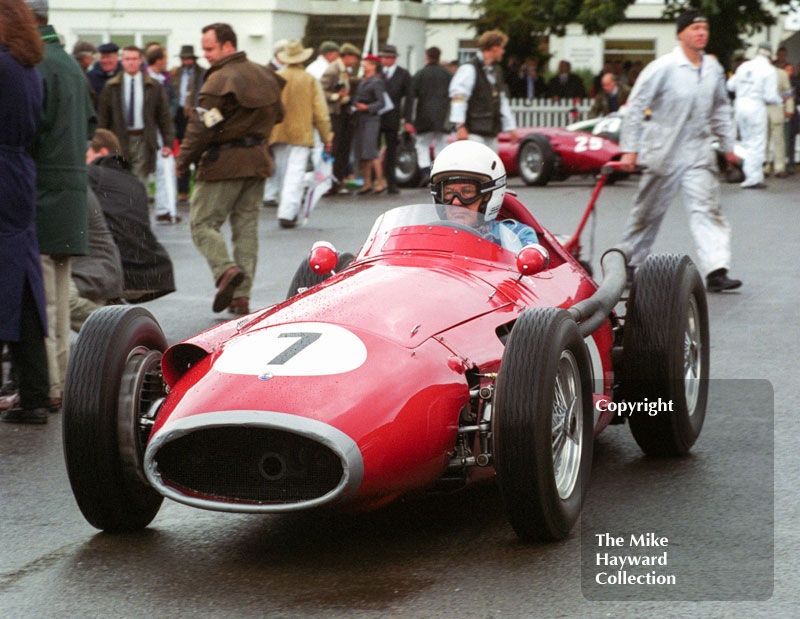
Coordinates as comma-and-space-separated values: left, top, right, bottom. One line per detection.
509, 98, 593, 128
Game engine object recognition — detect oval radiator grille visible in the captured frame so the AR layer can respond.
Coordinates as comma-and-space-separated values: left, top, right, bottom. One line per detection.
154, 427, 344, 503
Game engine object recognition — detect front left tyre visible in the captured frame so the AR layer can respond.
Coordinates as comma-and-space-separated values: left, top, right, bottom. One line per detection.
493, 308, 593, 541
285, 252, 355, 299
63, 306, 166, 532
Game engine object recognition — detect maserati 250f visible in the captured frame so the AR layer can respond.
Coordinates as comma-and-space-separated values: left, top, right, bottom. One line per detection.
63, 196, 709, 542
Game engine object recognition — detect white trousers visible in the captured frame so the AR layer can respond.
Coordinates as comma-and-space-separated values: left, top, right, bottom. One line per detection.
311, 129, 324, 174
735, 98, 768, 186
273, 143, 310, 222
621, 166, 731, 276
415, 131, 448, 168
40, 254, 70, 399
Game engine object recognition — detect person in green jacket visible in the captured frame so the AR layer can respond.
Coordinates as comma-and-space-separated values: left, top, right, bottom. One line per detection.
27, 0, 96, 409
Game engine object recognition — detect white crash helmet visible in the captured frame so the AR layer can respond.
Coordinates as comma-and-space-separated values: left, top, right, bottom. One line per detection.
430, 141, 507, 221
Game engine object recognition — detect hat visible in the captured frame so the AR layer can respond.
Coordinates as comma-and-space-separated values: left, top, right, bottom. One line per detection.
72, 40, 96, 58
98, 42, 119, 54
340, 43, 361, 58
273, 39, 289, 56
24, 0, 47, 19
363, 54, 381, 64
277, 40, 314, 65
676, 9, 707, 34
319, 41, 340, 54
179, 45, 197, 59
379, 44, 398, 57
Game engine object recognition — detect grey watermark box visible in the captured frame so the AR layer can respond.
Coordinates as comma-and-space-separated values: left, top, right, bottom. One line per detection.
581, 379, 773, 601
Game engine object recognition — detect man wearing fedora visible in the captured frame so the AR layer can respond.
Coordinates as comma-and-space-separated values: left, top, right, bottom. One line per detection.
378, 44, 412, 194
171, 44, 205, 201
270, 41, 331, 228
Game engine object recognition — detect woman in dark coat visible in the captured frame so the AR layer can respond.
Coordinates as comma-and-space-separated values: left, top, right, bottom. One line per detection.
351, 54, 386, 194
0, 0, 50, 424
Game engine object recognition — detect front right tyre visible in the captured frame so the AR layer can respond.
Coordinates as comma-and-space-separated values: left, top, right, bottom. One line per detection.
493, 308, 593, 542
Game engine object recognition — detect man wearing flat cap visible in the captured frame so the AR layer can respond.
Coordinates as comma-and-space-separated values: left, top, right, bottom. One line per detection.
270, 41, 331, 229
727, 42, 783, 188
88, 41, 122, 98
378, 44, 412, 194
619, 9, 742, 293
307, 41, 339, 81
170, 45, 205, 201
305, 41, 340, 178
322, 43, 361, 193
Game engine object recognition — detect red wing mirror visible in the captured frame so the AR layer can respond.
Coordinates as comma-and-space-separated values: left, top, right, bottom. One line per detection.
516, 244, 549, 275
309, 241, 338, 275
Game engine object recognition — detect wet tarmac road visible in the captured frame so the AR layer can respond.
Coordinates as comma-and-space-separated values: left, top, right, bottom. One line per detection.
1, 177, 797, 617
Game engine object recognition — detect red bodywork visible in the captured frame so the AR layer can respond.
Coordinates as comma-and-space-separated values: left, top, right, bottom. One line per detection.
500, 127, 621, 178
146, 195, 617, 513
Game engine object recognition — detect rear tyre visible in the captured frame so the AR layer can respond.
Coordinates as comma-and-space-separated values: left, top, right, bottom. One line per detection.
285, 252, 355, 299
494, 308, 593, 541
395, 133, 421, 187
517, 134, 555, 186
63, 306, 166, 531
622, 254, 709, 456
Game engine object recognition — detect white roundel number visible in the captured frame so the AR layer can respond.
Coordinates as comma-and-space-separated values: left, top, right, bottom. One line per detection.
574, 135, 603, 152
214, 322, 367, 377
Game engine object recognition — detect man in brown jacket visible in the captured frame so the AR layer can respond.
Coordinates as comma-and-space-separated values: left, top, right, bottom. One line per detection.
176, 23, 284, 315
271, 41, 332, 228
97, 45, 173, 185
588, 72, 630, 119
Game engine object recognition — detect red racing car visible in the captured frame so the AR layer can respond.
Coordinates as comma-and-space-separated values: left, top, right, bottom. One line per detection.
396, 128, 622, 187
62, 195, 708, 542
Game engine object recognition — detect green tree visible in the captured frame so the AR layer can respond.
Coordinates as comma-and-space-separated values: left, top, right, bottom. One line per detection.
474, 0, 793, 70
473, 0, 636, 60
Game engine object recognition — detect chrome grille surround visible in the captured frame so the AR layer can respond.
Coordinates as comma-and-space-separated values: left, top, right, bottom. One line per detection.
143, 410, 364, 512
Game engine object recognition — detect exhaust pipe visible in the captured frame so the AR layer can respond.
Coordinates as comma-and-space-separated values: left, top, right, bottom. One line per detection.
567, 246, 629, 337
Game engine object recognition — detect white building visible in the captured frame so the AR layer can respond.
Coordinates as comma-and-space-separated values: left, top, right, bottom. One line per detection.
49, 0, 796, 74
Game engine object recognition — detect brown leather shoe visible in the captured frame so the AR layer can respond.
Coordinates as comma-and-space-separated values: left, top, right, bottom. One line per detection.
213, 266, 245, 312
228, 297, 250, 315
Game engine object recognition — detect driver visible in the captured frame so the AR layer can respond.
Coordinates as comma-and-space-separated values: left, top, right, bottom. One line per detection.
429, 141, 538, 248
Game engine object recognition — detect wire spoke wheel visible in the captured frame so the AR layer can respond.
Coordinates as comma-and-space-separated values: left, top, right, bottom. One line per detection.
551, 351, 583, 500
494, 308, 592, 541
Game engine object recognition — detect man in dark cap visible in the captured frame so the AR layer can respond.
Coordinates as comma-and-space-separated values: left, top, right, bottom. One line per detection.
619, 9, 742, 292
378, 44, 412, 193
170, 45, 205, 201
88, 41, 121, 97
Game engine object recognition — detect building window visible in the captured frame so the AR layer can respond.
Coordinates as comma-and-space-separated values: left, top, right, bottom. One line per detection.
603, 39, 656, 65
458, 40, 478, 65
74, 32, 169, 51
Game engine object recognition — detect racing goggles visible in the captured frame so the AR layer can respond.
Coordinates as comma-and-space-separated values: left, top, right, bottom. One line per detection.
431, 176, 496, 206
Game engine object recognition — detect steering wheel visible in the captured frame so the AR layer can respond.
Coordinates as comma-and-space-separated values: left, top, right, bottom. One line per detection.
426, 220, 479, 235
